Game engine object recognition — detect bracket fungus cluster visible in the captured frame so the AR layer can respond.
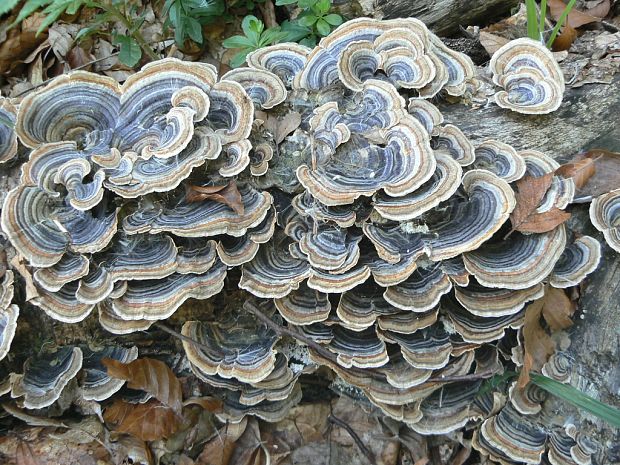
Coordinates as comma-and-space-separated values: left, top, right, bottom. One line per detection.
0, 16, 613, 465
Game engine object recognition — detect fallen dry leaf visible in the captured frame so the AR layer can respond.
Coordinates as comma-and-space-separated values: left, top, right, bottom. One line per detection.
542, 286, 576, 331
185, 180, 245, 216
548, 0, 610, 28
228, 418, 270, 465
183, 396, 224, 413
67, 45, 94, 70
109, 432, 154, 464
10, 256, 39, 301
103, 357, 183, 414
195, 419, 248, 465
261, 111, 302, 145
15, 440, 38, 465
552, 23, 578, 51
518, 296, 556, 388
508, 174, 571, 235
479, 31, 510, 55
574, 149, 620, 199
555, 156, 596, 189
104, 398, 184, 441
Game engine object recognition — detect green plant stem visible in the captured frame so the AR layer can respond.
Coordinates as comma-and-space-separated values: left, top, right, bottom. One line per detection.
546, 0, 576, 48
105, 2, 159, 61
539, 0, 547, 37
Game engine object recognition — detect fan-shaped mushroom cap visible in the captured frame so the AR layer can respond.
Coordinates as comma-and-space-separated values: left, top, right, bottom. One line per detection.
377, 308, 438, 334
217, 236, 260, 267
424, 34, 475, 97
298, 111, 434, 206
299, 322, 334, 343
308, 262, 373, 293
378, 326, 452, 369
379, 354, 432, 389
0, 272, 18, 361
432, 124, 475, 166
110, 261, 226, 321
250, 142, 274, 177
240, 235, 311, 298
427, 170, 516, 261
292, 191, 359, 228
522, 150, 575, 210
383, 263, 452, 312
123, 185, 272, 238
53, 159, 105, 211
337, 40, 382, 92
182, 303, 279, 383
222, 68, 286, 110
176, 239, 218, 274
11, 346, 83, 409
589, 189, 620, 253
474, 140, 526, 183
32, 253, 89, 292
490, 38, 564, 115
1, 185, 118, 268
509, 381, 547, 415
247, 43, 311, 87
542, 352, 572, 384
97, 300, 154, 335
337, 282, 399, 331
107, 127, 221, 198
373, 152, 462, 221
441, 256, 470, 287
16, 72, 120, 149
443, 295, 525, 344
407, 99, 443, 135
81, 345, 139, 401
363, 222, 428, 265
0, 98, 18, 163
327, 325, 388, 369
411, 381, 492, 435
207, 80, 254, 146
455, 281, 545, 317
550, 236, 601, 288
217, 383, 302, 424
464, 226, 567, 289
473, 405, 547, 464
274, 282, 331, 325
31, 281, 95, 323
238, 354, 299, 406
75, 266, 115, 304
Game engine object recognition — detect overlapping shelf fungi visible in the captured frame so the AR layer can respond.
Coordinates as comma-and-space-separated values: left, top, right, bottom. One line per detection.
0, 16, 615, 464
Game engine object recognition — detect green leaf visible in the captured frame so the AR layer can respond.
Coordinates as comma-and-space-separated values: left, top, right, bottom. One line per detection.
222, 35, 254, 48
230, 50, 251, 68
185, 16, 203, 43
242, 15, 263, 36
323, 13, 342, 26
525, 0, 540, 41
36, 7, 66, 35
297, 14, 318, 27
314, 0, 330, 15
114, 34, 142, 67
539, 0, 547, 37
300, 35, 317, 47
75, 24, 101, 41
12, 0, 50, 27
315, 18, 330, 36
530, 374, 620, 428
546, 0, 577, 48
298, 0, 316, 7
0, 0, 20, 16
275, 0, 298, 4
260, 27, 288, 46
280, 20, 312, 42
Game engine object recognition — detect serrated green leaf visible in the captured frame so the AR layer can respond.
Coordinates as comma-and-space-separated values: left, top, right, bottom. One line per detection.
36, 7, 65, 35
315, 18, 330, 36
323, 13, 342, 26
11, 0, 49, 28
114, 34, 142, 67
314, 0, 330, 14
280, 20, 312, 41
230, 50, 251, 68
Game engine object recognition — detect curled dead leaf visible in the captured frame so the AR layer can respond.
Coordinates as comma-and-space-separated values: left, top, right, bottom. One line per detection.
542, 286, 576, 331
552, 23, 578, 51
548, 0, 610, 28
185, 180, 245, 216
518, 296, 556, 388
103, 357, 183, 414
555, 156, 596, 189
104, 399, 184, 442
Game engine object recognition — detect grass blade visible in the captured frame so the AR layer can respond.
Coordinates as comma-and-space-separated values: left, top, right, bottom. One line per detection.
531, 373, 620, 428
525, 0, 541, 41
546, 0, 576, 48
539, 0, 547, 35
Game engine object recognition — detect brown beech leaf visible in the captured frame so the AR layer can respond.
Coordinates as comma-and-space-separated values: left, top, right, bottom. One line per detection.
509, 173, 570, 235
104, 399, 183, 441
574, 149, 620, 198
262, 111, 301, 144
196, 418, 248, 465
542, 286, 576, 331
103, 357, 183, 414
183, 396, 223, 412
518, 297, 556, 388
555, 156, 596, 189
479, 31, 510, 55
551, 23, 578, 51
185, 180, 244, 216
548, 0, 610, 28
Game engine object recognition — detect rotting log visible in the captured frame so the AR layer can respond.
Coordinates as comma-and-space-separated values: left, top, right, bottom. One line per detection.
354, 0, 521, 34
438, 76, 620, 464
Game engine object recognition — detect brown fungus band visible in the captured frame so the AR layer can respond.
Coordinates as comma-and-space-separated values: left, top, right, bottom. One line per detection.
0, 17, 607, 465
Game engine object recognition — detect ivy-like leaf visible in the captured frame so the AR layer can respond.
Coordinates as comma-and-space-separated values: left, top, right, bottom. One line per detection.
113, 34, 142, 67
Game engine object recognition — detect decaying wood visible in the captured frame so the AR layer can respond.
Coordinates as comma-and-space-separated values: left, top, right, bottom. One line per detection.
359, 0, 520, 34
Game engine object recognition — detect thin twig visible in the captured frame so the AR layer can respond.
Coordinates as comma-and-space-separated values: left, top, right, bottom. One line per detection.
328, 414, 376, 465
